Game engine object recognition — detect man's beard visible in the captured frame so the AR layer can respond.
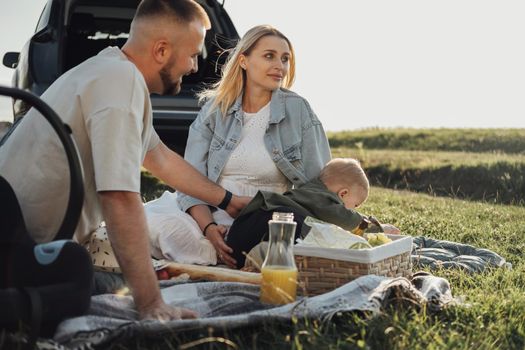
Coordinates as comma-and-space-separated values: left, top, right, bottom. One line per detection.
159, 61, 181, 95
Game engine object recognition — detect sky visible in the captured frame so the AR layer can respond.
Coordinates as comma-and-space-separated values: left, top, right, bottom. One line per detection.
1, 0, 524, 131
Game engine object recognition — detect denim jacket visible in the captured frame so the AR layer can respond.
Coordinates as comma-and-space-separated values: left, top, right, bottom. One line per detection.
177, 88, 332, 212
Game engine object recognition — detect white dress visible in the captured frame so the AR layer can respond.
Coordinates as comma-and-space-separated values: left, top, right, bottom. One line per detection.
145, 102, 290, 264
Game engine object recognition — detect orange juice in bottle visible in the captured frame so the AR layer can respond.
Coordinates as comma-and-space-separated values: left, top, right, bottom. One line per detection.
259, 212, 298, 305
260, 266, 298, 304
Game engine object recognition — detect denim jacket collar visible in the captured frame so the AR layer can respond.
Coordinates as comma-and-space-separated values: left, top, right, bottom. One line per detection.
225, 89, 286, 124
269, 89, 286, 124
226, 94, 243, 121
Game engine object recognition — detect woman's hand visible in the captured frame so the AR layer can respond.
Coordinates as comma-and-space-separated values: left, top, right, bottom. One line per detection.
226, 195, 252, 218
205, 224, 237, 268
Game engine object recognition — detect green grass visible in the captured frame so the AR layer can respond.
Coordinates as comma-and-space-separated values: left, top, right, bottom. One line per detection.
332, 148, 525, 169
141, 170, 172, 202
122, 183, 525, 350
328, 128, 525, 154
332, 148, 525, 205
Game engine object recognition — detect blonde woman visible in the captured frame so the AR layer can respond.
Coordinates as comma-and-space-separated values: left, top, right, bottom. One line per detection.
170, 25, 331, 267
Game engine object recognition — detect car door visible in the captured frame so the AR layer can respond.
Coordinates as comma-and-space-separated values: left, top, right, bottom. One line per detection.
12, 0, 68, 119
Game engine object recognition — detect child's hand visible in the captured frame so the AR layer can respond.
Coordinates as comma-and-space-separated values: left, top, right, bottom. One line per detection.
381, 224, 401, 234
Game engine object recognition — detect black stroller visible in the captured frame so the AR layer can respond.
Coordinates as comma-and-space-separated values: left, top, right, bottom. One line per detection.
0, 86, 93, 343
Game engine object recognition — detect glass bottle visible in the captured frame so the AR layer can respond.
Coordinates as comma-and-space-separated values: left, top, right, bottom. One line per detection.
260, 212, 298, 305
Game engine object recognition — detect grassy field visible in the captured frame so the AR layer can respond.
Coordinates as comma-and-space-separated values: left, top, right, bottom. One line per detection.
124, 181, 525, 350
328, 128, 525, 154
332, 147, 525, 205
327, 129, 525, 206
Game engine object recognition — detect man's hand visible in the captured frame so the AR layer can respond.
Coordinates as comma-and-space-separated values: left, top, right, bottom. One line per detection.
99, 191, 199, 320
205, 224, 236, 268
381, 224, 401, 234
138, 298, 197, 321
225, 195, 252, 218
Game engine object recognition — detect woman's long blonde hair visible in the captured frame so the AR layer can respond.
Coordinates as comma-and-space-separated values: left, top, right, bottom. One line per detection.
198, 25, 296, 116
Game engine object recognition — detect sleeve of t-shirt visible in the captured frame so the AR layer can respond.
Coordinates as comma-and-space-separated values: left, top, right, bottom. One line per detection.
148, 128, 161, 152
86, 106, 143, 193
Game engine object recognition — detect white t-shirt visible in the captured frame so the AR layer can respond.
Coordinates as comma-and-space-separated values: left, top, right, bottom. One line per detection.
0, 47, 160, 244
213, 102, 290, 226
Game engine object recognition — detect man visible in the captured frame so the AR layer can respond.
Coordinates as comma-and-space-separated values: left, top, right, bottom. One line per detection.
0, 0, 249, 321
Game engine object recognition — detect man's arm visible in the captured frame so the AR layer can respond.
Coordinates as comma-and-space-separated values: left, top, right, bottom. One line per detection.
98, 190, 196, 320
144, 141, 250, 217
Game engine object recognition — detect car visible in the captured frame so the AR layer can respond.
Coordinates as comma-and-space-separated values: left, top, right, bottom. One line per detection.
2, 0, 239, 154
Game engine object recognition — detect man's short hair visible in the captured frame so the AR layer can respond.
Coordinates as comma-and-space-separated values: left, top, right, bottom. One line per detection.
135, 0, 211, 27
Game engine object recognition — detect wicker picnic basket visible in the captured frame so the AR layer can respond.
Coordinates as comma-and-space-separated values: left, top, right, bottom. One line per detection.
295, 251, 412, 296
294, 235, 413, 296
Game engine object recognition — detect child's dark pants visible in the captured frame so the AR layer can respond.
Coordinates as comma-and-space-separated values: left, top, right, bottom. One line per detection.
226, 206, 306, 269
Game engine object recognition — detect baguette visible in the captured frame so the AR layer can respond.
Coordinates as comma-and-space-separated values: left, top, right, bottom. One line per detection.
164, 262, 262, 285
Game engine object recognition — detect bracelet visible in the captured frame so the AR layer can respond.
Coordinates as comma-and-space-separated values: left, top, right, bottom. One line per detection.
217, 190, 233, 210
203, 222, 217, 236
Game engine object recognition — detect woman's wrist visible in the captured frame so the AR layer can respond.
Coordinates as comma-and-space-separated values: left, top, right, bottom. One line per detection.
202, 221, 217, 236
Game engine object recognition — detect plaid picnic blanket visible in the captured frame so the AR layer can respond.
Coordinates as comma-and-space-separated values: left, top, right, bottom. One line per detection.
34, 272, 456, 349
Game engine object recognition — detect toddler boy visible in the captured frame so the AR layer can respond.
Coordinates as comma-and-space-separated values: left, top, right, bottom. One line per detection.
226, 158, 398, 268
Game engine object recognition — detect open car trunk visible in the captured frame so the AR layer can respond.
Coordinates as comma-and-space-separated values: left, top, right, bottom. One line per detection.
8, 0, 239, 154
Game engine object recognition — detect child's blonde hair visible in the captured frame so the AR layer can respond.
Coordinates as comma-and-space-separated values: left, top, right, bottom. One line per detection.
198, 25, 296, 116
319, 158, 369, 193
